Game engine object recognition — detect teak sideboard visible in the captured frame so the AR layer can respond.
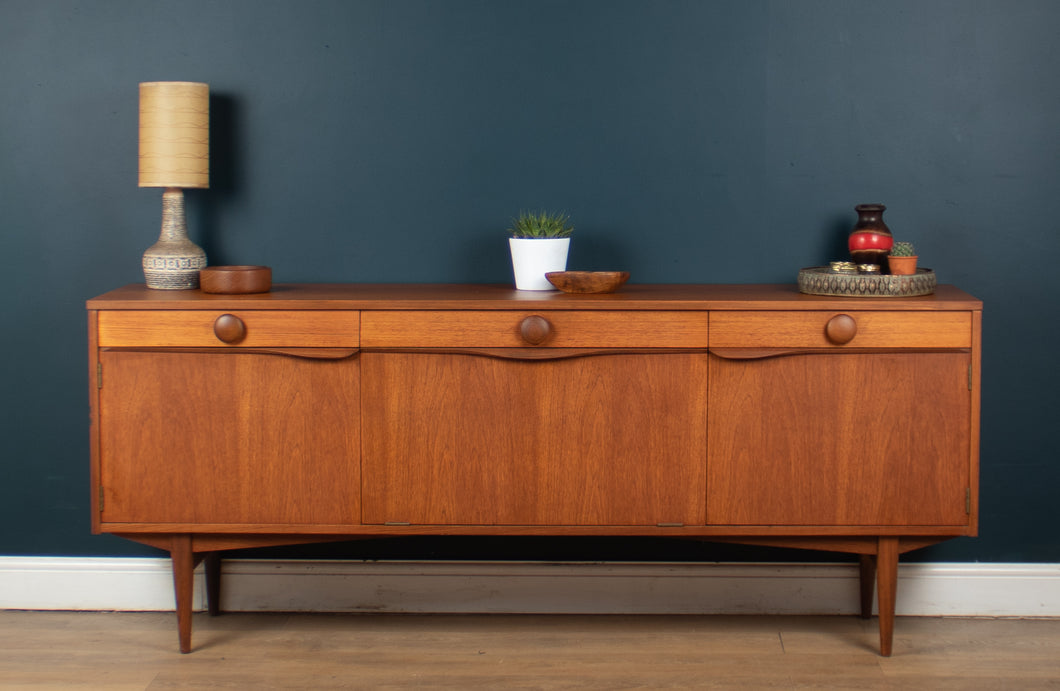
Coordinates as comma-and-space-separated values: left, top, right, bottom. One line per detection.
86, 283, 982, 655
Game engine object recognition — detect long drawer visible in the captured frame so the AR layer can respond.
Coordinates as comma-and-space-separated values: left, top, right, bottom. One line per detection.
96, 310, 359, 348
360, 310, 709, 349
709, 311, 972, 349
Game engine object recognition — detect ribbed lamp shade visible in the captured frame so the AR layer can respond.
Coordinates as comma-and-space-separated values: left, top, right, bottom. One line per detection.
139, 82, 209, 188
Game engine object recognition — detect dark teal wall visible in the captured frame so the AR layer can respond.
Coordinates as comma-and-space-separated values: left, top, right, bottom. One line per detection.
2, 1, 1057, 561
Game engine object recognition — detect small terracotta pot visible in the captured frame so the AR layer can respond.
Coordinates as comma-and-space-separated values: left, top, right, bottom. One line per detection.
887, 255, 918, 275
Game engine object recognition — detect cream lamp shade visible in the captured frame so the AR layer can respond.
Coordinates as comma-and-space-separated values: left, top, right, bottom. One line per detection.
139, 81, 209, 188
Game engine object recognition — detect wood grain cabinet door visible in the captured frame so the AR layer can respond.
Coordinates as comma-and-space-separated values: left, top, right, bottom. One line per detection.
361, 352, 708, 526
706, 351, 972, 527
98, 351, 360, 526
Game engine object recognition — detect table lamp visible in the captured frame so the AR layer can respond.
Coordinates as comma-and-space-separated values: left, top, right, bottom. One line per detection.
139, 81, 209, 289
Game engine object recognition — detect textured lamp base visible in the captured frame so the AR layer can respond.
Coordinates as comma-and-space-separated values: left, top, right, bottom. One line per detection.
143, 188, 207, 290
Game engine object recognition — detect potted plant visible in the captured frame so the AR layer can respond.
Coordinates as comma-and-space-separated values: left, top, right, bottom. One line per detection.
887, 241, 918, 275
508, 211, 574, 290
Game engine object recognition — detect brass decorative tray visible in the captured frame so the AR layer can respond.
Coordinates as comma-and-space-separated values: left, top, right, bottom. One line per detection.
798, 267, 936, 297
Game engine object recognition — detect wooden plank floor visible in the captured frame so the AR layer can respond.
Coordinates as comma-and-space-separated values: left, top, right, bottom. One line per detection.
1, 612, 1058, 689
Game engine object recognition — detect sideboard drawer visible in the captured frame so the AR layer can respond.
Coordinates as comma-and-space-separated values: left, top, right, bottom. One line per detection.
709, 311, 972, 349
97, 310, 359, 348
361, 310, 709, 348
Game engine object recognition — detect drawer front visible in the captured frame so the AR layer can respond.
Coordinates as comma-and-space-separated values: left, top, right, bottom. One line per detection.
709, 311, 971, 349
361, 310, 709, 349
97, 310, 359, 348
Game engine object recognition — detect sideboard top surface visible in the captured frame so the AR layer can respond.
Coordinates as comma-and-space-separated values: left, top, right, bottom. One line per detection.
87, 283, 981, 311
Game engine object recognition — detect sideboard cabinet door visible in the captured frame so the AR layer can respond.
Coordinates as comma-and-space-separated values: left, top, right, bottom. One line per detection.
706, 351, 972, 526
98, 351, 360, 526
361, 352, 708, 526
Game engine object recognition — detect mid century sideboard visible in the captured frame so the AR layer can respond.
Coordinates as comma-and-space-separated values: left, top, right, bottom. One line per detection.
86, 283, 982, 654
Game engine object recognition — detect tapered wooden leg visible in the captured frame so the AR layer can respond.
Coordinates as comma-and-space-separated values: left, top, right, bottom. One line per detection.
858, 554, 877, 620
204, 553, 222, 617
170, 535, 196, 654
876, 537, 900, 657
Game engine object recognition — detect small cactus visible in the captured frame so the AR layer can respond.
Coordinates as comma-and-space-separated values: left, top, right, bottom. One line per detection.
890, 241, 915, 257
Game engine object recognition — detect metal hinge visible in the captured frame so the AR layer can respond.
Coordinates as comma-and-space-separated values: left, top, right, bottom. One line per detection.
966, 488, 971, 514
968, 364, 973, 391
98, 486, 105, 511
97, 362, 103, 389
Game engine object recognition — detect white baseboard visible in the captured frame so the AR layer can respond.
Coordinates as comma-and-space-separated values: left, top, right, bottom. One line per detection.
1, 558, 1057, 617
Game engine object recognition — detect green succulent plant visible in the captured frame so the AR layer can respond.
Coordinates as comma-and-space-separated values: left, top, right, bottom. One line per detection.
890, 241, 916, 257
508, 211, 574, 239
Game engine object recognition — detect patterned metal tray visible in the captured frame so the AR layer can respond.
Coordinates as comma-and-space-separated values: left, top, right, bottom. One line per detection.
798, 267, 936, 297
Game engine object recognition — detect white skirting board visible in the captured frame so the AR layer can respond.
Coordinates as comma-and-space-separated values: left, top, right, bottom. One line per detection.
1, 558, 1057, 617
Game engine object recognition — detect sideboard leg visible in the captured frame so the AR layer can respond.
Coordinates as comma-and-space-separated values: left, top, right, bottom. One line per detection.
876, 537, 900, 657
204, 553, 222, 617
170, 535, 196, 654
858, 554, 877, 619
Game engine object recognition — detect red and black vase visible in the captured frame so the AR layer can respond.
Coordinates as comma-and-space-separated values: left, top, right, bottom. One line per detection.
848, 204, 893, 266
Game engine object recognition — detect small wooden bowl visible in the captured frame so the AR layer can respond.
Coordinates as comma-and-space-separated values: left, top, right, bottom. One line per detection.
200, 266, 272, 294
545, 271, 630, 294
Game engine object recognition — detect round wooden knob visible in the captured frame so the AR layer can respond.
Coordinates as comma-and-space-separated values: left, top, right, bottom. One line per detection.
824, 314, 857, 345
519, 315, 552, 345
213, 314, 246, 344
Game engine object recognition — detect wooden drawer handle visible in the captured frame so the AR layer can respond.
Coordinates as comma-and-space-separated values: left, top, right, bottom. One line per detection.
519, 315, 552, 345
213, 314, 246, 344
825, 314, 857, 345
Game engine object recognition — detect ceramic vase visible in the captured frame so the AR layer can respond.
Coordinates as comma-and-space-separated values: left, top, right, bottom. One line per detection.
848, 204, 893, 267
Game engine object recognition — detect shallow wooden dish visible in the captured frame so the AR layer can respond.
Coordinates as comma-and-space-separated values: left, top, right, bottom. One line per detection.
200, 266, 272, 294
546, 271, 630, 294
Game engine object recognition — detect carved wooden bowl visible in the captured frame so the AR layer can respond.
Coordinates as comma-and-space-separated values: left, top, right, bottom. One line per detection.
545, 271, 630, 294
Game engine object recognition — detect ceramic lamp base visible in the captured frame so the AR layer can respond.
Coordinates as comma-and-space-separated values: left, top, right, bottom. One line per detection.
143, 188, 207, 290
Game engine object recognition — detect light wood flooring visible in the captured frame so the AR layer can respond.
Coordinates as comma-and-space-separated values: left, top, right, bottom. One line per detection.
1, 611, 1058, 689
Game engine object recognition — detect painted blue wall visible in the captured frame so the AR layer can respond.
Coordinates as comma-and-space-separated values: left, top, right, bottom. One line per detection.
2, 0, 1057, 561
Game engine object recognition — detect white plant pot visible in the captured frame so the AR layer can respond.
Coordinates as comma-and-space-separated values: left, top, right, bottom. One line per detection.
509, 237, 570, 291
